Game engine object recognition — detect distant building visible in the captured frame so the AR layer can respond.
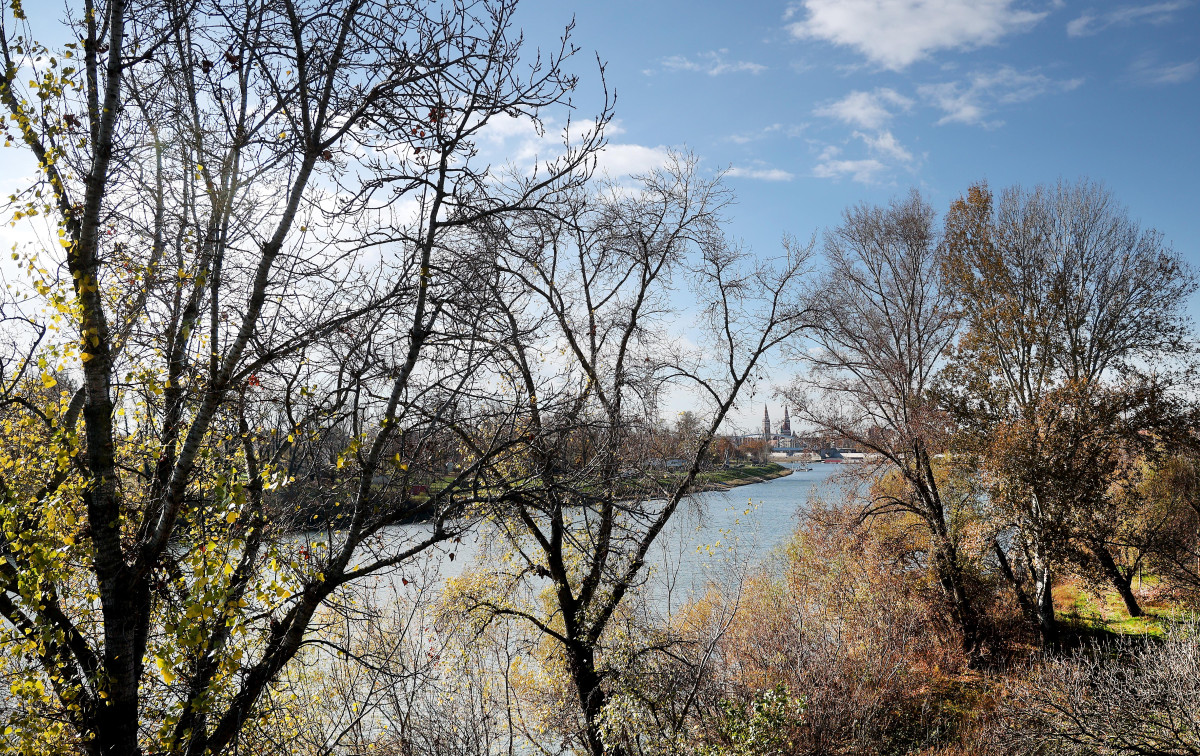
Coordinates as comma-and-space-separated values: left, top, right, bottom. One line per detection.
761, 405, 808, 452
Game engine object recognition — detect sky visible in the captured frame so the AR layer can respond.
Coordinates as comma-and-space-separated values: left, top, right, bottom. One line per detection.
3, 0, 1198, 430
506, 0, 1198, 270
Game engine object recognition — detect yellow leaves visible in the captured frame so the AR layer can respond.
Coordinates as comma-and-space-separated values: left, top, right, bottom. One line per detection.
40, 372, 56, 389
225, 510, 238, 524
154, 654, 177, 684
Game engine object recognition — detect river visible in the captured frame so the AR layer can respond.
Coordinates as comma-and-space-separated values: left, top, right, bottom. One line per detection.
362, 463, 851, 610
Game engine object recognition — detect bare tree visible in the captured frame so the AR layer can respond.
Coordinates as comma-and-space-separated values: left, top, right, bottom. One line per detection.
0, 0, 610, 753
786, 191, 985, 660
453, 156, 814, 756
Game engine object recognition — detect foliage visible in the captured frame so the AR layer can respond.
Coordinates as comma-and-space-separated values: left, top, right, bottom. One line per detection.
788, 190, 987, 660
695, 685, 806, 756
939, 179, 1197, 643
0, 0, 609, 752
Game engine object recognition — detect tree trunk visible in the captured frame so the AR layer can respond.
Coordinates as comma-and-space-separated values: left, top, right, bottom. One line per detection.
932, 530, 982, 662
566, 641, 617, 756
993, 538, 1038, 629
1030, 553, 1057, 647
1091, 541, 1142, 617
94, 573, 150, 756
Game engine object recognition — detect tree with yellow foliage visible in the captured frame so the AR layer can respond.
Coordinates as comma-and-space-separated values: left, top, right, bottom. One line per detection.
0, 0, 609, 753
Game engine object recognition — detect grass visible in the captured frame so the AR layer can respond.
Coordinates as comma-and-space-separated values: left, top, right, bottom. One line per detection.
1054, 576, 1198, 639
698, 463, 787, 486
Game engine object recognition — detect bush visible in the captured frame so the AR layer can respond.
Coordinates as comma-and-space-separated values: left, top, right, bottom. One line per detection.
999, 624, 1200, 755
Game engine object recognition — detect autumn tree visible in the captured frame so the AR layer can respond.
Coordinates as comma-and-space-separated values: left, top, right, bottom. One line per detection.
1135, 450, 1200, 604
940, 180, 1196, 643
0, 0, 609, 753
787, 191, 986, 659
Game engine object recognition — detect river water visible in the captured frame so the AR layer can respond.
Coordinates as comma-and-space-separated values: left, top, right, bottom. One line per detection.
365, 463, 851, 608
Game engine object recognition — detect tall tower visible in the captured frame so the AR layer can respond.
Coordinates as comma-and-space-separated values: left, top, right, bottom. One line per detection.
781, 406, 792, 436
762, 405, 771, 439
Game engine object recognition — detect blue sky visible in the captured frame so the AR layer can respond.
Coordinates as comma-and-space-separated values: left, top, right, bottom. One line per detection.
6, 0, 1197, 280
512, 0, 1199, 280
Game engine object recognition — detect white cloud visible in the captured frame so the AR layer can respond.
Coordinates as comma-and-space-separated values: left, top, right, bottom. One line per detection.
854, 130, 914, 162
727, 164, 796, 181
473, 115, 663, 180
595, 144, 672, 178
787, 0, 1046, 70
919, 66, 1083, 126
658, 50, 767, 76
813, 88, 913, 129
813, 155, 888, 183
1067, 2, 1190, 37
919, 82, 992, 125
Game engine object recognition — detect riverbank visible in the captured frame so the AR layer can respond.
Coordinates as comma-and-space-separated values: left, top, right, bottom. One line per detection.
694, 462, 793, 491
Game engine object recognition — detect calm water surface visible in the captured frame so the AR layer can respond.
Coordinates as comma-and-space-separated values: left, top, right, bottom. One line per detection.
359, 463, 851, 608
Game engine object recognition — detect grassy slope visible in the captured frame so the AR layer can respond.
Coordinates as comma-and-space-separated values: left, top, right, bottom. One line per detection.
697, 463, 789, 487
1054, 576, 1198, 638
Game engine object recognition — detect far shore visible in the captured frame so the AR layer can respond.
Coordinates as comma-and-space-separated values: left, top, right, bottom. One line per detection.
693, 462, 793, 492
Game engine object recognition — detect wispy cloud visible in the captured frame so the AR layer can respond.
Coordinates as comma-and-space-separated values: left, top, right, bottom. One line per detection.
1127, 55, 1199, 85
656, 50, 767, 76
854, 130, 914, 163
814, 88, 913, 129
786, 0, 1046, 70
919, 66, 1084, 126
1067, 2, 1190, 37
725, 123, 807, 144
727, 163, 796, 181
813, 146, 888, 183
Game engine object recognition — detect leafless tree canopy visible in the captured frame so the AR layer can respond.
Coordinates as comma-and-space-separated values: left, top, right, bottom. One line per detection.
785, 192, 985, 659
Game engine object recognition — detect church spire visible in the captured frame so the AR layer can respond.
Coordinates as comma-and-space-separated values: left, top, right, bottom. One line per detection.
782, 406, 792, 436
762, 405, 771, 439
